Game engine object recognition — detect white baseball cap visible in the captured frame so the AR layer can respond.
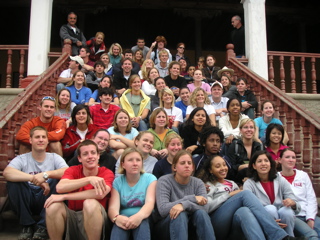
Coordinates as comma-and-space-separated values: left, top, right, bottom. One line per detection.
70, 56, 84, 67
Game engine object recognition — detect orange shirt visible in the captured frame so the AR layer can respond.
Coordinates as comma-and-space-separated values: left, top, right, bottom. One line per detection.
16, 116, 66, 145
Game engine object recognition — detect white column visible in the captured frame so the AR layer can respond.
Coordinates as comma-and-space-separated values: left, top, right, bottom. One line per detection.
241, 0, 268, 80
27, 0, 53, 75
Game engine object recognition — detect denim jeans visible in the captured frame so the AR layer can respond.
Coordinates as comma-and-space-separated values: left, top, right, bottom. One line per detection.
154, 210, 215, 240
7, 179, 58, 227
264, 205, 295, 237
294, 216, 319, 240
110, 218, 150, 240
137, 119, 148, 131
210, 190, 288, 240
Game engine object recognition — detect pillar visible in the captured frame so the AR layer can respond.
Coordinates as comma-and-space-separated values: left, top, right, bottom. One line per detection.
241, 0, 268, 79
23, 0, 53, 87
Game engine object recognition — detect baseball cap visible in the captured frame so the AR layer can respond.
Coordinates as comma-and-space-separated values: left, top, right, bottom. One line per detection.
70, 56, 84, 67
211, 81, 223, 89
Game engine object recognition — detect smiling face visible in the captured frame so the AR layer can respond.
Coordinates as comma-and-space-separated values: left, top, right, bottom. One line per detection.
236, 80, 247, 93
99, 94, 113, 106
188, 66, 195, 77
130, 77, 141, 91
195, 90, 205, 104
170, 64, 180, 77
101, 55, 110, 65
121, 152, 143, 175
75, 108, 88, 125
116, 112, 130, 128
154, 111, 167, 128
173, 154, 194, 178
95, 34, 104, 45
67, 13, 77, 27
262, 102, 275, 118
145, 59, 154, 68
134, 51, 142, 60
39, 100, 55, 120
137, 39, 145, 49
204, 133, 221, 155
193, 70, 203, 82
135, 133, 154, 155
279, 150, 296, 170
92, 131, 109, 152
59, 90, 70, 106
159, 53, 169, 63
206, 56, 215, 67
122, 60, 133, 74
228, 99, 241, 116
269, 128, 282, 145
112, 46, 120, 56
220, 76, 230, 87
211, 85, 223, 99
148, 69, 160, 81
253, 154, 271, 177
155, 78, 166, 91
78, 144, 100, 170
177, 44, 185, 54
30, 129, 49, 152
162, 92, 173, 105
210, 156, 228, 183
240, 120, 255, 140
157, 41, 165, 49
167, 138, 183, 159
99, 77, 111, 88
74, 71, 85, 85
192, 109, 206, 127
179, 88, 190, 102
179, 59, 187, 70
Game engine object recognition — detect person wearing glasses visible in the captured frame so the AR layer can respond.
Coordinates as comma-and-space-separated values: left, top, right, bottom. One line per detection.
16, 96, 66, 156
59, 12, 86, 56
66, 70, 92, 105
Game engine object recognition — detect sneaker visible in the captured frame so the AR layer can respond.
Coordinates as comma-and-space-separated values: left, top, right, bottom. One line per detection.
18, 226, 34, 240
32, 227, 49, 240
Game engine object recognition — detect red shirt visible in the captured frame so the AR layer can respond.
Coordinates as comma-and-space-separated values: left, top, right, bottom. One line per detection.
261, 181, 275, 204
62, 165, 114, 211
281, 172, 296, 184
90, 104, 120, 129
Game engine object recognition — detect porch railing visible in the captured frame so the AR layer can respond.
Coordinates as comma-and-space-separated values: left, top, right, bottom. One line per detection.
0, 52, 69, 197
226, 46, 320, 195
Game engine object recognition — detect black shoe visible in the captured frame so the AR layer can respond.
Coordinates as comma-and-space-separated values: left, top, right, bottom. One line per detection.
32, 227, 48, 240
18, 226, 34, 240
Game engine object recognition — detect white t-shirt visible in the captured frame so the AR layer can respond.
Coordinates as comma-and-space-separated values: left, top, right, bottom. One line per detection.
186, 104, 216, 115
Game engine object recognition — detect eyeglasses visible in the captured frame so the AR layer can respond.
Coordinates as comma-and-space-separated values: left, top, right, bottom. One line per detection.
41, 96, 55, 102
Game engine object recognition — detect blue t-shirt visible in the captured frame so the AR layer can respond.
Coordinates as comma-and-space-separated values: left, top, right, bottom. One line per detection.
107, 126, 139, 154
254, 117, 283, 138
66, 85, 92, 105
175, 101, 188, 119
113, 173, 157, 216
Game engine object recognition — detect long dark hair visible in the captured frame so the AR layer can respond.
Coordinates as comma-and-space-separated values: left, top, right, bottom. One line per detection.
185, 107, 211, 128
265, 123, 285, 147
247, 150, 277, 182
71, 104, 91, 126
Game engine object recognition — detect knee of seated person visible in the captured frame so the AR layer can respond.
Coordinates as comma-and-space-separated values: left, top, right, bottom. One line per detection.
278, 206, 295, 218
46, 202, 65, 215
264, 205, 278, 218
83, 199, 101, 214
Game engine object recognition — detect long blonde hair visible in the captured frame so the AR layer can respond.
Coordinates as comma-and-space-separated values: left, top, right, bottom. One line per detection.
189, 87, 210, 107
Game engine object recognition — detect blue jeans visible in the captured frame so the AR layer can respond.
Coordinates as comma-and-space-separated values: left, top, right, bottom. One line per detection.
137, 119, 148, 131
110, 218, 150, 240
6, 179, 58, 227
154, 210, 215, 240
210, 190, 288, 240
294, 216, 319, 240
264, 205, 295, 237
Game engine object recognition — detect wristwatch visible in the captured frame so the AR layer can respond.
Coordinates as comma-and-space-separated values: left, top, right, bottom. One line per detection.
43, 172, 49, 181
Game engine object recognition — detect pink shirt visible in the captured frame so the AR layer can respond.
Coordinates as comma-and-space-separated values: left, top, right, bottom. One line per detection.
187, 82, 211, 94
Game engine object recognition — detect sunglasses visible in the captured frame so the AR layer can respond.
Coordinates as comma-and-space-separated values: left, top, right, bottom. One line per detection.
41, 96, 55, 102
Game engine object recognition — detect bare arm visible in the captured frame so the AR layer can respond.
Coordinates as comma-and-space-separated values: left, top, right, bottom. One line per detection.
56, 176, 108, 194
146, 41, 156, 60
209, 113, 216, 126
57, 77, 72, 84
3, 166, 33, 182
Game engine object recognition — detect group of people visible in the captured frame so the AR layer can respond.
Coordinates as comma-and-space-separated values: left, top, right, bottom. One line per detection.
4, 11, 318, 240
